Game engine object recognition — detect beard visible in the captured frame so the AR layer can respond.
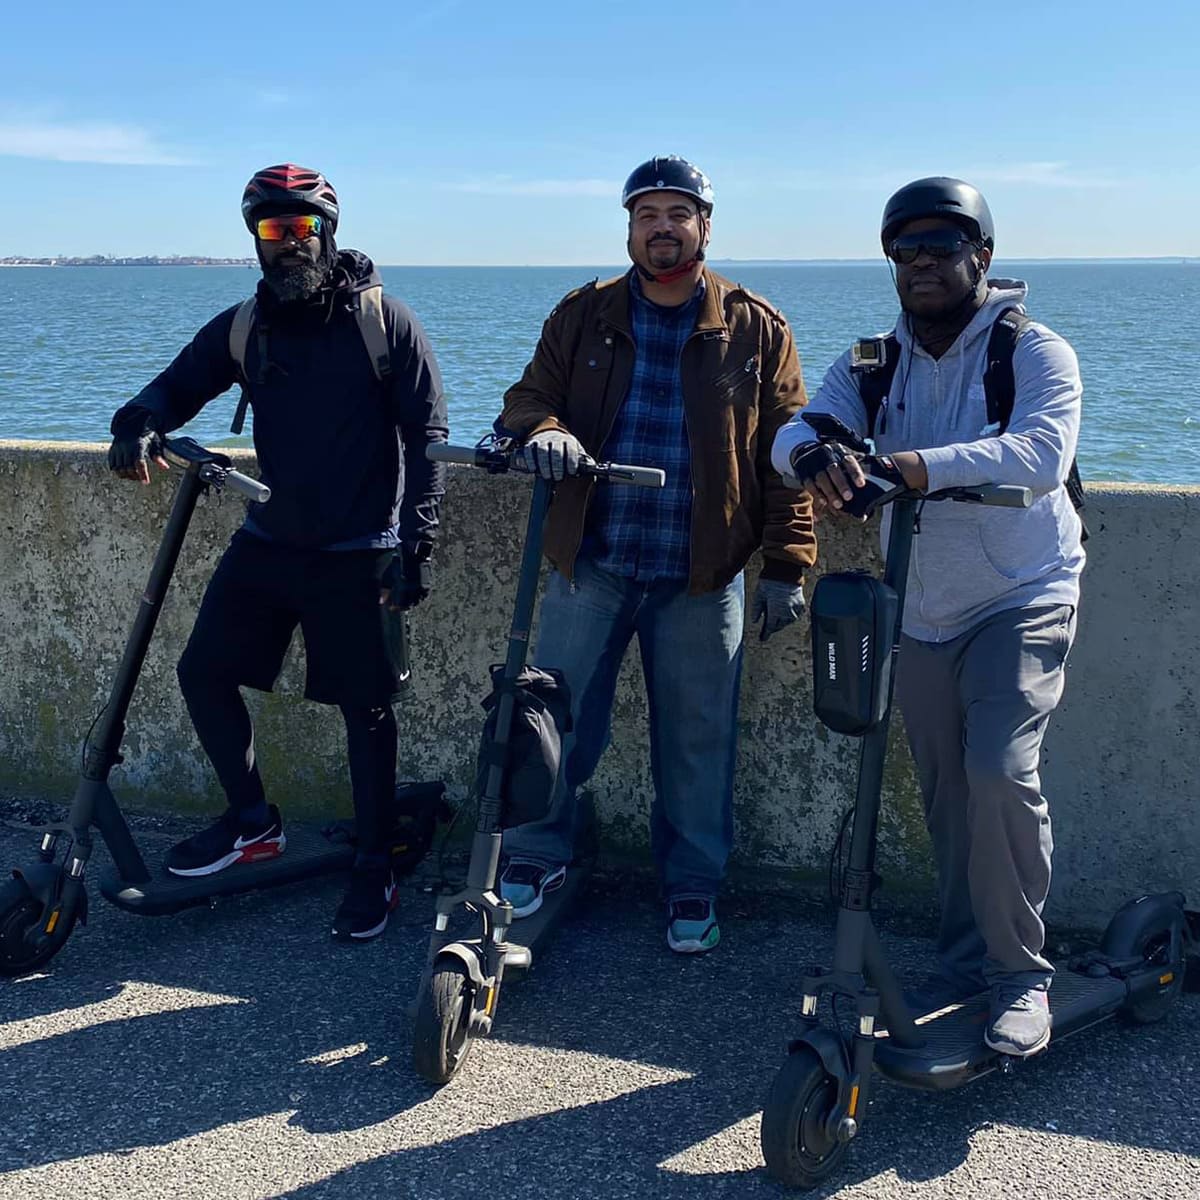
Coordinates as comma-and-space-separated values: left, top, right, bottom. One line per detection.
261, 256, 328, 302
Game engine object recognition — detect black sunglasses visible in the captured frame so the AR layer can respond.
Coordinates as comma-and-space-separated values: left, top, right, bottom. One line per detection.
886, 229, 977, 265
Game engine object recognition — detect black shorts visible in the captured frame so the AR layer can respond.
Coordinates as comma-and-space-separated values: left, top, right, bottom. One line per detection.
179, 530, 408, 707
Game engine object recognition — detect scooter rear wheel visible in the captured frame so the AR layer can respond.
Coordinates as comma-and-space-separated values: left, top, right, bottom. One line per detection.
0, 877, 77, 977
1123, 917, 1187, 1025
412, 961, 475, 1085
761, 1046, 850, 1189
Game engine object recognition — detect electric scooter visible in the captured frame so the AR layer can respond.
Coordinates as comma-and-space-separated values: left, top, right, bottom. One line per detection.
410, 439, 664, 1085
760, 415, 1193, 1189
0, 437, 442, 976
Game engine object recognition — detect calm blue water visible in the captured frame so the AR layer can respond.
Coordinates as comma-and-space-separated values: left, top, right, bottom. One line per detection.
2, 262, 1198, 483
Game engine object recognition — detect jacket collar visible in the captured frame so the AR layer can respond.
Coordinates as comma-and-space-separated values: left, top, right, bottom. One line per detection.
595, 266, 729, 339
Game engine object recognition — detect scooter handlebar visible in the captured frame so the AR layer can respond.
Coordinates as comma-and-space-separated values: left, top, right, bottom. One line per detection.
220, 469, 272, 505
426, 443, 489, 467
426, 442, 665, 488
945, 484, 1032, 508
592, 462, 666, 488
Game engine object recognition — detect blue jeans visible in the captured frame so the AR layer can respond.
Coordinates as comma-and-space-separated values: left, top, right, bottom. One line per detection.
503, 558, 745, 900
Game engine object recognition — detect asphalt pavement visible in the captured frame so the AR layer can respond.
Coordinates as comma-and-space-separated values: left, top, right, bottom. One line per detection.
1, 807, 1197, 1200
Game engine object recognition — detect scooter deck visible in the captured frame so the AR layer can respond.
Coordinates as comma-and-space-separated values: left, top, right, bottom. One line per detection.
99, 822, 355, 915
502, 858, 593, 981
873, 969, 1127, 1090
500, 791, 597, 981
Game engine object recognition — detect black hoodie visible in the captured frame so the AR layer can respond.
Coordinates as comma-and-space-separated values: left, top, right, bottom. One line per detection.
117, 250, 447, 553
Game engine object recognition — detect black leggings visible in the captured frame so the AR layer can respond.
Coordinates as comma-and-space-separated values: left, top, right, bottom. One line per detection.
178, 670, 398, 855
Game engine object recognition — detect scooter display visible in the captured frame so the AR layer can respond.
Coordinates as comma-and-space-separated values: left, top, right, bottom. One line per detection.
0, 437, 441, 976
760, 415, 1192, 1189
411, 439, 664, 1085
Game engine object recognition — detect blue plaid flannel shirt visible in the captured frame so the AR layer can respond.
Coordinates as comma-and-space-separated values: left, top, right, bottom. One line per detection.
583, 272, 702, 582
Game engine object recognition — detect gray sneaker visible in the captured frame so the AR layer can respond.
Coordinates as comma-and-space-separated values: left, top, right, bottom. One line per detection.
985, 982, 1051, 1056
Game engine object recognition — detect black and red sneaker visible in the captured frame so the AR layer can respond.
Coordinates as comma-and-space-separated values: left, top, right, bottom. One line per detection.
166, 805, 286, 877
332, 863, 399, 942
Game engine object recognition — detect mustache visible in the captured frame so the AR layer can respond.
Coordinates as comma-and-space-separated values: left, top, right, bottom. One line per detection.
648, 234, 681, 245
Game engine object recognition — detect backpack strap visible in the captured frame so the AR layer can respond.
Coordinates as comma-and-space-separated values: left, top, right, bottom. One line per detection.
227, 286, 392, 435
982, 307, 1029, 430
984, 307, 1088, 540
228, 297, 258, 435
852, 334, 901, 437
356, 284, 392, 382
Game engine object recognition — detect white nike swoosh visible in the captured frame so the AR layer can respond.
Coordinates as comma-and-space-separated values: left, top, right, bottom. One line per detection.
233, 828, 276, 850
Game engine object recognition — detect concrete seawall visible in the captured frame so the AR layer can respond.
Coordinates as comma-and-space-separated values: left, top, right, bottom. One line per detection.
2, 440, 1197, 928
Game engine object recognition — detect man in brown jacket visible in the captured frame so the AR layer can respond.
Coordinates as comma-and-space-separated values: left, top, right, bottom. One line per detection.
496, 155, 815, 953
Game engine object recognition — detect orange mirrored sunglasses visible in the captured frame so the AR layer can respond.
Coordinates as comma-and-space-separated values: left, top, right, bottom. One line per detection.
255, 214, 323, 241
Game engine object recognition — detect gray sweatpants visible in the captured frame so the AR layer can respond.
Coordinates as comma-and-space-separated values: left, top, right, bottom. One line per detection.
895, 604, 1076, 989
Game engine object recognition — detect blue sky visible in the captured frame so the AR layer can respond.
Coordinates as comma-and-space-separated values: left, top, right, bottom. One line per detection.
2, 0, 1197, 262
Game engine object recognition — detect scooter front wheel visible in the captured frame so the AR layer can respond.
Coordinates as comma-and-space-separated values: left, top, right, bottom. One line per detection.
760, 1046, 851, 1189
412, 961, 476, 1085
0, 877, 77, 977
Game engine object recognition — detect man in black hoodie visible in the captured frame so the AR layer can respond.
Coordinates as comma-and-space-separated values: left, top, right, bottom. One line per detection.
107, 164, 448, 941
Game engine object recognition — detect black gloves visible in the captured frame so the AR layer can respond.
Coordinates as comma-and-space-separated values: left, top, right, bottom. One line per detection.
787, 438, 856, 487
787, 440, 909, 519
381, 545, 433, 610
108, 405, 166, 476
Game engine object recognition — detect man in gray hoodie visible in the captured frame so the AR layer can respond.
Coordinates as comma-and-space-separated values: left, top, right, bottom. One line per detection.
772, 178, 1084, 1057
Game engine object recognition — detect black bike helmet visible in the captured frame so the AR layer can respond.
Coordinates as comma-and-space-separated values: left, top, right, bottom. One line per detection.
241, 164, 340, 233
621, 155, 714, 214
880, 177, 994, 251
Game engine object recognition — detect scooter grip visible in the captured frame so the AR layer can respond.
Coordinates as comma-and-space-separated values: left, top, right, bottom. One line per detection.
595, 463, 667, 489
425, 443, 486, 466
224, 470, 271, 504
973, 484, 1032, 508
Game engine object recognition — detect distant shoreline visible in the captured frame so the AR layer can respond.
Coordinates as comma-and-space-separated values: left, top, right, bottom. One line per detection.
2, 256, 1196, 269
0, 257, 255, 268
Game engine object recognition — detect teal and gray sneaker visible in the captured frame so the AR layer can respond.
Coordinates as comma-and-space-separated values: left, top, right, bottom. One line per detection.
499, 860, 567, 919
667, 898, 720, 954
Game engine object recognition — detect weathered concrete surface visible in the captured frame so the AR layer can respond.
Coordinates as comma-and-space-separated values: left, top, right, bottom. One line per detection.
1, 441, 1197, 928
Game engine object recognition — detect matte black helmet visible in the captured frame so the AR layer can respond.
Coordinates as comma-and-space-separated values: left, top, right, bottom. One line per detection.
880, 177, 994, 251
621, 155, 714, 214
241, 163, 340, 233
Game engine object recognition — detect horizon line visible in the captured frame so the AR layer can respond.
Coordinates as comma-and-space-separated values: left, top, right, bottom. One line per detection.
4, 254, 1198, 268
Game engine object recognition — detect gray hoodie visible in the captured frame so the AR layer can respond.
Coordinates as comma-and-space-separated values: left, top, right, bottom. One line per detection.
772, 281, 1084, 642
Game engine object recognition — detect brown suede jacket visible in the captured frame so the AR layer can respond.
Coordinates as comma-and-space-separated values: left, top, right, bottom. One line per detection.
499, 267, 816, 594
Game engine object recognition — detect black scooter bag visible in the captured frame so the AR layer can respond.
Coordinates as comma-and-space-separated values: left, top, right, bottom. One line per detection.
476, 665, 573, 828
810, 572, 899, 736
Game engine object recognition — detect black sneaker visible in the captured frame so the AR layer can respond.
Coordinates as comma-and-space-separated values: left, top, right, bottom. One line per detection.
332, 863, 399, 942
166, 805, 285, 877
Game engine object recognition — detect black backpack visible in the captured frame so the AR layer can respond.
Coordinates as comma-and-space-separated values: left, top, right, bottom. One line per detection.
854, 309, 1087, 538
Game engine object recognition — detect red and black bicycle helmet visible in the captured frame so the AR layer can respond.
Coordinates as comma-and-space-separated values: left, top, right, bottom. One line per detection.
241, 164, 339, 233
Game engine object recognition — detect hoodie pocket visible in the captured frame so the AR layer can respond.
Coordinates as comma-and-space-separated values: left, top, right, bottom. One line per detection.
977, 496, 1064, 582
910, 505, 1019, 626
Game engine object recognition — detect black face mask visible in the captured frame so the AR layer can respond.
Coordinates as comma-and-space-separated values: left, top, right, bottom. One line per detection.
260, 254, 329, 302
